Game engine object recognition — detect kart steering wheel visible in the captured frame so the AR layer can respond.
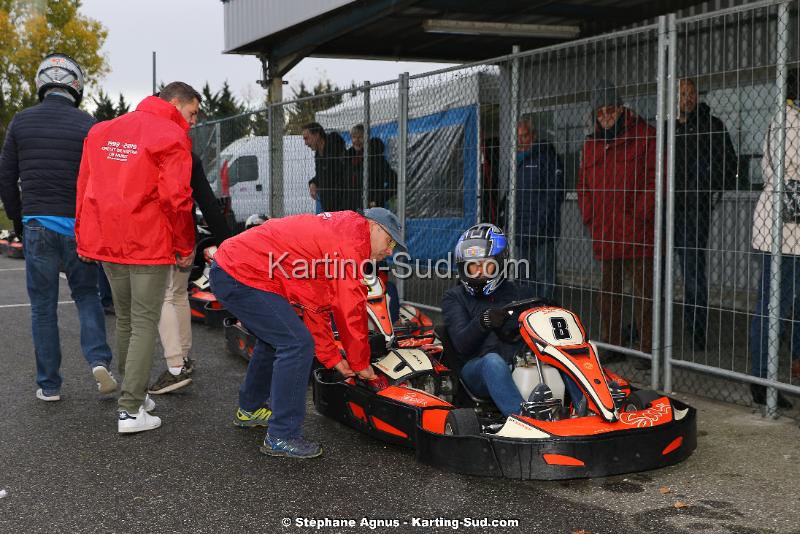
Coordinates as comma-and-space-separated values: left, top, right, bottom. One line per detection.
493, 297, 553, 344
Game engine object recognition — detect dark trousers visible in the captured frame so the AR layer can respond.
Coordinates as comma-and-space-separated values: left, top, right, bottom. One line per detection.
209, 263, 315, 439
674, 212, 710, 342
598, 258, 654, 353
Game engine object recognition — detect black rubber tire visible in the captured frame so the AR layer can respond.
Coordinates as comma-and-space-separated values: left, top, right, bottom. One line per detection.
621, 389, 664, 412
444, 408, 482, 436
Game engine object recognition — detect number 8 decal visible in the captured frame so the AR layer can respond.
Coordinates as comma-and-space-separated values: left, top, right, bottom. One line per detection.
550, 317, 571, 340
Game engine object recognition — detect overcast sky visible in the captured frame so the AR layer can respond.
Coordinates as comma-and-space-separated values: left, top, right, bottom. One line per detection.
79, 0, 451, 109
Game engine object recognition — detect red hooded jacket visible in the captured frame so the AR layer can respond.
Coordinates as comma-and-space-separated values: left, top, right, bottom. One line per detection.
213, 211, 372, 371
576, 109, 657, 260
75, 96, 194, 264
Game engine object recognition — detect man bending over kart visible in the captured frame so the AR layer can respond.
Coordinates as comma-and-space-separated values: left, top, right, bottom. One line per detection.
209, 208, 404, 459
441, 223, 584, 417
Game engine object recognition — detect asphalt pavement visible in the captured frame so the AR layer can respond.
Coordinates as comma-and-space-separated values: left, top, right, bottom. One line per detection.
0, 254, 799, 534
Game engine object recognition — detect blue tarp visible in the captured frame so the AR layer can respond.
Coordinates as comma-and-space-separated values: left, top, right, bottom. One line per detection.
340, 105, 478, 260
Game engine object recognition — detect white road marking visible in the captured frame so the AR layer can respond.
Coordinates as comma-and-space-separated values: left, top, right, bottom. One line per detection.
0, 268, 25, 272
0, 300, 74, 309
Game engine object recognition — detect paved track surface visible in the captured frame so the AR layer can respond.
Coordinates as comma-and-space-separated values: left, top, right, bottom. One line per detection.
0, 255, 798, 534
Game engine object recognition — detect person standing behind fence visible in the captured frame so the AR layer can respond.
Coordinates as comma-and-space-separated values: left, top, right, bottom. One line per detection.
515, 118, 565, 302
345, 124, 398, 209
748, 75, 800, 409
303, 122, 353, 211
76, 82, 199, 433
0, 54, 116, 402
576, 79, 657, 359
675, 78, 738, 351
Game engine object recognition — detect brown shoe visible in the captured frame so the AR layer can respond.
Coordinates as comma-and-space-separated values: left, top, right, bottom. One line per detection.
792, 359, 800, 379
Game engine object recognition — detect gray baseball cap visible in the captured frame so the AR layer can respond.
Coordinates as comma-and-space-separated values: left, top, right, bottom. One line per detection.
363, 207, 406, 252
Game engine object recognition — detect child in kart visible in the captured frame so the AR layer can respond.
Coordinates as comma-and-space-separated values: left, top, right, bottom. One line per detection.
441, 223, 584, 417
209, 208, 403, 459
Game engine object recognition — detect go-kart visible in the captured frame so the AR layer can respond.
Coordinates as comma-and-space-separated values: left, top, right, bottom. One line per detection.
0, 230, 23, 259
187, 234, 231, 328
312, 286, 697, 480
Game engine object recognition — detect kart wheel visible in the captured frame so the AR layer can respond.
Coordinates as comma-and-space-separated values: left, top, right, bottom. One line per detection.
444, 408, 481, 436
621, 389, 663, 412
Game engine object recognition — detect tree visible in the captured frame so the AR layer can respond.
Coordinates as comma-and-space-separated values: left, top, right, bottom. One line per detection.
0, 1, 108, 140
284, 79, 353, 134
92, 89, 130, 121
200, 80, 246, 122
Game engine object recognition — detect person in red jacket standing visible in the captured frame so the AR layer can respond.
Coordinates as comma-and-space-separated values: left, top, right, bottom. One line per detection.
75, 82, 199, 433
209, 208, 404, 458
576, 79, 657, 360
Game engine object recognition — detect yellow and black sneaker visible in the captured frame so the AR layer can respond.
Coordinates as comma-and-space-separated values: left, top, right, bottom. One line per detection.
233, 406, 272, 428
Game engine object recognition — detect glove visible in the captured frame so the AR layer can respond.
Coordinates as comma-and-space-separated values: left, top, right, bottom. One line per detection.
481, 308, 508, 331
13, 218, 23, 239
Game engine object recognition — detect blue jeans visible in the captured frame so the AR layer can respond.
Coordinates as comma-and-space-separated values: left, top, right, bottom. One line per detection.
674, 217, 709, 339
461, 353, 586, 417
209, 263, 315, 439
519, 240, 557, 302
750, 253, 800, 378
461, 353, 524, 417
97, 264, 113, 307
23, 220, 112, 394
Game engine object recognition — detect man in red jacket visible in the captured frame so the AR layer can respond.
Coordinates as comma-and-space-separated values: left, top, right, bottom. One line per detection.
209, 207, 404, 458
576, 79, 656, 360
76, 82, 199, 433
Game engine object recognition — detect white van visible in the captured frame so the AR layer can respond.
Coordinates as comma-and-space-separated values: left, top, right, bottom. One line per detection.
209, 135, 316, 226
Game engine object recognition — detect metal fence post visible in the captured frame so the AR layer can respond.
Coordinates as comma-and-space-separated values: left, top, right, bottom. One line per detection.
766, 1, 790, 416
214, 122, 221, 193
397, 72, 409, 300
507, 45, 520, 264
269, 76, 284, 219
651, 15, 668, 392
363, 81, 371, 210
663, 13, 678, 394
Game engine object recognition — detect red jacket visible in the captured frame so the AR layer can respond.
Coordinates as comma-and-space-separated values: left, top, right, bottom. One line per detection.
576, 110, 657, 260
213, 211, 372, 371
76, 96, 194, 264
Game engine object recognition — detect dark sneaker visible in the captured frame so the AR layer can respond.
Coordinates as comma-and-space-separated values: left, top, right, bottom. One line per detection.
183, 357, 195, 375
751, 384, 793, 409
148, 369, 192, 395
233, 406, 272, 428
260, 434, 322, 459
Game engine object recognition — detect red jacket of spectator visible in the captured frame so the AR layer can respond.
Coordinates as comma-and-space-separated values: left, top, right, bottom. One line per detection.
213, 211, 372, 371
576, 109, 657, 260
75, 96, 194, 264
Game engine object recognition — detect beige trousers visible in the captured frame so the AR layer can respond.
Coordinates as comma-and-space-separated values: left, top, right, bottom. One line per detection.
158, 265, 193, 368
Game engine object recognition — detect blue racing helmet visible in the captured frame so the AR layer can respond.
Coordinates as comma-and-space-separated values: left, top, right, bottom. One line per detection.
454, 223, 508, 296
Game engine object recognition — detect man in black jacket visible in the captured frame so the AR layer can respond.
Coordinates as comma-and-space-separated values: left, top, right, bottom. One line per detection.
675, 79, 738, 350
303, 122, 354, 212
441, 224, 583, 416
0, 54, 115, 401
344, 124, 397, 209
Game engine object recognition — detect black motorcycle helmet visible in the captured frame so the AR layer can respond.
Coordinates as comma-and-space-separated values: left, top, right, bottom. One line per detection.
454, 223, 508, 296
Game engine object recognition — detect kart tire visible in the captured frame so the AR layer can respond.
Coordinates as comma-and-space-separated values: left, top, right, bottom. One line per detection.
621, 389, 663, 412
444, 408, 481, 436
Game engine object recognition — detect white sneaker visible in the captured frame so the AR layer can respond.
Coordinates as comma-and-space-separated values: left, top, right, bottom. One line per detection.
92, 365, 118, 394
118, 406, 162, 434
143, 394, 155, 412
36, 388, 60, 402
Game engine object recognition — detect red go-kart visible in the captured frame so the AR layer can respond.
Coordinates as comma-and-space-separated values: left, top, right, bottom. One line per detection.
312, 282, 696, 480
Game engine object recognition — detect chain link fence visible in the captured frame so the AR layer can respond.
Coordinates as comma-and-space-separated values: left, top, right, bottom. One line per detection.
193, 0, 800, 419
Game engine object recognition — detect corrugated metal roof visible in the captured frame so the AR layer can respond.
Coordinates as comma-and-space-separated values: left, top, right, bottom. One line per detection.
223, 0, 355, 53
